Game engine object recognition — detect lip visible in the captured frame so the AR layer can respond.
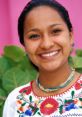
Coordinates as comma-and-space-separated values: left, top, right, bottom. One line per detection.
38, 49, 61, 60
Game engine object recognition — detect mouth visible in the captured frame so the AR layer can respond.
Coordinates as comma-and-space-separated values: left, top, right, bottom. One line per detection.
39, 50, 61, 60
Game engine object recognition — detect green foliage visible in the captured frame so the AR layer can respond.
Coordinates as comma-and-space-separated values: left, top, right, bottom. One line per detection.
4, 45, 26, 62
76, 49, 82, 57
0, 45, 82, 117
0, 45, 37, 116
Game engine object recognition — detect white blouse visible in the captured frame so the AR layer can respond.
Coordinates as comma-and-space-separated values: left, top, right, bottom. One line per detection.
3, 75, 82, 117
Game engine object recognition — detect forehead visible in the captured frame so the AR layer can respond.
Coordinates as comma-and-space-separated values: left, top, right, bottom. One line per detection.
24, 6, 66, 29
25, 5, 63, 21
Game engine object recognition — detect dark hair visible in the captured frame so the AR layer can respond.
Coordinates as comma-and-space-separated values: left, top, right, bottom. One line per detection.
18, 0, 72, 45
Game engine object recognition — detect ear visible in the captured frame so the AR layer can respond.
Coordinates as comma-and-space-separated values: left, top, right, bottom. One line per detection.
69, 31, 74, 46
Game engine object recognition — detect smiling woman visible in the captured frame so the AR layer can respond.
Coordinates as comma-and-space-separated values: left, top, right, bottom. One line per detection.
23, 5, 73, 72
3, 0, 82, 117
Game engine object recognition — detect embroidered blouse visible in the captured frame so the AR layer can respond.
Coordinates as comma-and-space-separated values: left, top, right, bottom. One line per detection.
3, 75, 82, 117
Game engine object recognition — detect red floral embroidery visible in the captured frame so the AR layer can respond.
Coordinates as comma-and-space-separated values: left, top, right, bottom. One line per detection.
74, 82, 81, 90
40, 98, 58, 115
18, 106, 24, 112
17, 100, 22, 104
19, 86, 31, 95
80, 80, 82, 84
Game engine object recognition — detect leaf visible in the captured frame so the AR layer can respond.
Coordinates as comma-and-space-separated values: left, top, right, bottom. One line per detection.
0, 89, 5, 117
79, 98, 82, 101
2, 67, 34, 94
2, 66, 37, 94
37, 112, 41, 115
72, 56, 82, 68
0, 88, 6, 100
21, 102, 26, 106
59, 105, 63, 114
71, 90, 75, 98
4, 57, 18, 68
64, 99, 73, 104
0, 100, 4, 107
79, 106, 82, 108
3, 45, 25, 62
33, 108, 39, 115
76, 49, 82, 57
75, 68, 82, 73
0, 103, 4, 117
29, 95, 32, 102
68, 56, 74, 68
0, 57, 11, 78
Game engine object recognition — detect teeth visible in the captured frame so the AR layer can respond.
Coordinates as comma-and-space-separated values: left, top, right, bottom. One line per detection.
41, 51, 58, 57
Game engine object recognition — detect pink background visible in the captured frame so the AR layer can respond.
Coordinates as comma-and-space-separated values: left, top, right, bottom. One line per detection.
0, 0, 82, 55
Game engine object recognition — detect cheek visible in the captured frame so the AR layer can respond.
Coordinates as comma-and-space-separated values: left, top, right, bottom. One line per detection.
62, 40, 72, 56
54, 36, 71, 54
53, 36, 69, 48
57, 34, 71, 46
25, 45, 35, 55
24, 40, 39, 54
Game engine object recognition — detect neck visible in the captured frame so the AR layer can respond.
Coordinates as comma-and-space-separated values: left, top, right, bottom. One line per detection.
39, 63, 71, 88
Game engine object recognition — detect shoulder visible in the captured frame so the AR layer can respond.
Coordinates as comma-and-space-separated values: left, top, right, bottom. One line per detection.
5, 82, 31, 102
3, 82, 31, 117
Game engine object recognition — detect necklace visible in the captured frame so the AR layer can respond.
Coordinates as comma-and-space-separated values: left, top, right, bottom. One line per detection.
36, 69, 75, 92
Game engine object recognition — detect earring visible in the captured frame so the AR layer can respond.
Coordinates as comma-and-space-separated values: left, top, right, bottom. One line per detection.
70, 43, 75, 54
72, 43, 75, 47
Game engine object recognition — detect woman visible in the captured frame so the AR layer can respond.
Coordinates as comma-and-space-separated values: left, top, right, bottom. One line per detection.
3, 0, 82, 116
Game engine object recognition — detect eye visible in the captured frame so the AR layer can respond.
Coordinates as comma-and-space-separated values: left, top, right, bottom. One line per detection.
28, 34, 40, 40
52, 29, 62, 35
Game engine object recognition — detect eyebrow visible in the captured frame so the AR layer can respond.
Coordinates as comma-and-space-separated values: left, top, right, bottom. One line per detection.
49, 24, 62, 28
25, 23, 62, 33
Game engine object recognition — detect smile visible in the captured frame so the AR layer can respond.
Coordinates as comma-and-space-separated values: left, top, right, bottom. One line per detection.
41, 51, 58, 57
39, 50, 60, 59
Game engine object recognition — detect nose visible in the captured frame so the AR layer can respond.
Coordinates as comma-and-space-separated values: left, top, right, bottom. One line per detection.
40, 34, 54, 49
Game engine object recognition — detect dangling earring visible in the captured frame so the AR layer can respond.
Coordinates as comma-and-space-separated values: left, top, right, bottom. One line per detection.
70, 43, 75, 55
72, 43, 75, 47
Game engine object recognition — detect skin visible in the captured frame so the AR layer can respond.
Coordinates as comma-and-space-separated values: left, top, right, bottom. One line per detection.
23, 6, 79, 96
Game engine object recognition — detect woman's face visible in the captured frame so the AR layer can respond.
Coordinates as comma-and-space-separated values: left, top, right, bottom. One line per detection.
24, 6, 73, 72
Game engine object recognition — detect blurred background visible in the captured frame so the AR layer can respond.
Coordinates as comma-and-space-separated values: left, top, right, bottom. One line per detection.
0, 0, 82, 55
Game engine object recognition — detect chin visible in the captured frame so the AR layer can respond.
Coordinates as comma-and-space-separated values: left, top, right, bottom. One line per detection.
40, 64, 61, 72
39, 59, 68, 72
